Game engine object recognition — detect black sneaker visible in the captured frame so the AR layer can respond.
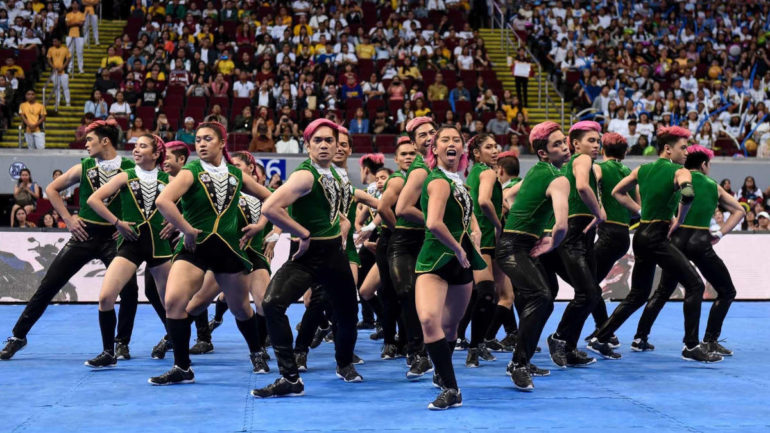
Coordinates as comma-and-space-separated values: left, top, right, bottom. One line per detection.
209, 318, 223, 333
547, 334, 568, 368
251, 377, 304, 398
381, 343, 405, 359
566, 349, 597, 367
587, 338, 622, 360
336, 363, 363, 382
151, 337, 171, 360
295, 351, 308, 372
484, 338, 514, 352
428, 388, 462, 410
465, 348, 480, 368
478, 344, 497, 361
682, 343, 723, 363
586, 330, 620, 349
432, 371, 445, 389
323, 330, 334, 343
510, 363, 534, 391
85, 351, 117, 368
148, 365, 195, 385
250, 352, 270, 374
310, 326, 331, 349
704, 340, 733, 356
356, 321, 376, 330
352, 353, 364, 365
406, 353, 415, 367
630, 338, 655, 352
189, 339, 214, 355
535, 346, 542, 353
115, 342, 131, 360
529, 362, 550, 377
258, 348, 271, 361
369, 325, 384, 340
500, 332, 518, 349
455, 338, 469, 350
406, 354, 433, 379
0, 337, 27, 360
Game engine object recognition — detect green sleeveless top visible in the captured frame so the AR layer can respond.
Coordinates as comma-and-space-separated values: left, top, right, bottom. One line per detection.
117, 168, 172, 258
598, 159, 633, 226
504, 161, 563, 238
78, 157, 135, 225
237, 192, 266, 252
562, 153, 598, 218
638, 158, 682, 222
175, 159, 250, 270
466, 162, 503, 250
288, 159, 342, 239
395, 153, 430, 230
681, 171, 718, 229
416, 168, 486, 273
502, 177, 522, 190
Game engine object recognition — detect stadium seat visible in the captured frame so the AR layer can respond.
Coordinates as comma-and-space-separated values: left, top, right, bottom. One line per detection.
351, 134, 374, 153
374, 134, 397, 153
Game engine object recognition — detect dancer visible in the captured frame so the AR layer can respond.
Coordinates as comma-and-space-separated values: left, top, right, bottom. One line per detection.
633, 145, 744, 355
496, 121, 571, 391
1, 120, 139, 360
252, 119, 361, 398
587, 126, 722, 363
392, 117, 437, 379
416, 125, 486, 409
546, 121, 605, 368
84, 134, 172, 368
149, 121, 272, 385
584, 132, 635, 347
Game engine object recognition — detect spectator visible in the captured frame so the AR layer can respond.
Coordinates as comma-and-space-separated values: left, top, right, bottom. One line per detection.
204, 104, 228, 129
756, 211, 770, 232
628, 134, 654, 156
94, 69, 118, 96
486, 109, 511, 136
397, 99, 415, 129
737, 176, 763, 203
10, 168, 41, 225
47, 37, 71, 107
361, 72, 385, 101
253, 81, 275, 109
233, 71, 256, 99
11, 207, 36, 228
510, 111, 530, 139
607, 107, 630, 137
476, 88, 498, 113
449, 78, 470, 112
186, 75, 210, 98
126, 117, 149, 144
456, 46, 473, 71
413, 98, 431, 117
65, 2, 85, 74
371, 108, 396, 134
349, 107, 369, 134
231, 106, 253, 133
100, 46, 124, 73
19, 90, 46, 149
168, 59, 191, 88
626, 120, 641, 150
268, 173, 283, 189
387, 76, 407, 102
75, 112, 96, 140
210, 72, 230, 97
39, 211, 58, 229
695, 122, 716, 150
109, 91, 131, 118
1, 57, 24, 80
249, 120, 275, 152
84, 89, 109, 120
136, 78, 162, 111
428, 72, 449, 102
397, 57, 422, 81
274, 125, 300, 153
154, 112, 174, 141
175, 117, 196, 145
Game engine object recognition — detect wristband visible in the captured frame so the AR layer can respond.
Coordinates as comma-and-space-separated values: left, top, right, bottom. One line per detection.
712, 230, 724, 239
361, 222, 377, 232
300, 233, 310, 241
265, 233, 280, 243
113, 217, 120, 226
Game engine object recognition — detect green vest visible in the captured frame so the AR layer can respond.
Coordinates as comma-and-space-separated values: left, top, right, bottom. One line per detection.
395, 153, 430, 230
504, 161, 563, 238
176, 160, 250, 269
599, 159, 633, 226
78, 157, 135, 225
562, 153, 598, 218
117, 168, 172, 258
682, 171, 718, 229
638, 158, 682, 222
288, 159, 342, 239
415, 168, 486, 273
237, 192, 266, 252
466, 162, 502, 250
502, 177, 521, 190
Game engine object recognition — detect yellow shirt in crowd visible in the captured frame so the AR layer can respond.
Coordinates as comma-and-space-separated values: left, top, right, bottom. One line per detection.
66, 11, 86, 37
20, 102, 47, 133
82, 0, 99, 15
47, 46, 71, 73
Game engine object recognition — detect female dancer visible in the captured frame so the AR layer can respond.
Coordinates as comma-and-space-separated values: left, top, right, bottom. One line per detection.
415, 125, 486, 409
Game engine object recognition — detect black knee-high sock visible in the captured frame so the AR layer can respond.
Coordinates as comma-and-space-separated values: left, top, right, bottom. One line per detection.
426, 338, 457, 390
99, 309, 117, 354
502, 306, 517, 334
485, 304, 508, 340
457, 291, 476, 340
166, 318, 191, 369
236, 313, 262, 353
255, 314, 268, 347
193, 312, 211, 341
214, 298, 229, 322
470, 281, 496, 348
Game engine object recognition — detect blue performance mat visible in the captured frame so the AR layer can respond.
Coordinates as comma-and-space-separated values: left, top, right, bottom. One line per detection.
0, 302, 767, 433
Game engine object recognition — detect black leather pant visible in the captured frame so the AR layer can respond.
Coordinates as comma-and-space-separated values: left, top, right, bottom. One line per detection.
553, 216, 602, 350
376, 229, 402, 345
387, 228, 426, 355
596, 222, 705, 347
262, 237, 358, 379
12, 226, 138, 343
496, 233, 557, 366
591, 223, 631, 326
635, 228, 736, 342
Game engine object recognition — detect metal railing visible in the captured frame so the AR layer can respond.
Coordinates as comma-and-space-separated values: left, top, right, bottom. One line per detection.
491, 1, 566, 125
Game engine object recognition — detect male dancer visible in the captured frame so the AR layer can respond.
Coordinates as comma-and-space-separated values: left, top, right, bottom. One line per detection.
633, 145, 744, 355
546, 121, 605, 368
1, 120, 139, 360
496, 121, 571, 390
392, 117, 437, 379
588, 126, 721, 363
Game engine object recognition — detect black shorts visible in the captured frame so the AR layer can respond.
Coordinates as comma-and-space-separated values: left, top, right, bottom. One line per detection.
116, 226, 170, 268
423, 237, 475, 286
247, 248, 271, 273
480, 246, 496, 259
174, 236, 247, 274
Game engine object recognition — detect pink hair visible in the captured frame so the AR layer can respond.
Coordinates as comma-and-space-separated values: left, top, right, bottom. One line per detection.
601, 132, 627, 147
197, 121, 233, 164
233, 151, 259, 176
568, 120, 602, 133
359, 153, 385, 166
426, 129, 469, 173
397, 135, 412, 145
151, 134, 166, 165
405, 116, 433, 133
498, 149, 519, 159
686, 144, 714, 160
657, 125, 692, 139
529, 121, 562, 143
85, 118, 119, 132
337, 125, 350, 137
303, 118, 340, 143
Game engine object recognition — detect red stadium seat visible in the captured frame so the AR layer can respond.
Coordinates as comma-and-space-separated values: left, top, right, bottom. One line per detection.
454, 100, 472, 117
431, 100, 451, 119
69, 139, 86, 149
136, 106, 156, 127
115, 117, 129, 131
183, 106, 205, 123
351, 134, 373, 153
227, 133, 251, 151
374, 134, 397, 153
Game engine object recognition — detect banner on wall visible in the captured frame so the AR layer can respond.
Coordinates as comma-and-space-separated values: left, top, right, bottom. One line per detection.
0, 230, 767, 302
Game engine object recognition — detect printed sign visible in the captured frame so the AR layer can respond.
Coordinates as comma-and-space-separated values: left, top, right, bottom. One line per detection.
259, 158, 286, 180
8, 161, 26, 180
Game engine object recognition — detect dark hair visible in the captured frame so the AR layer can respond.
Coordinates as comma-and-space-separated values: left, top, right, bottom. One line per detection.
139, 134, 166, 165
196, 121, 233, 164
168, 146, 189, 163
468, 132, 495, 162
17, 168, 32, 184
90, 123, 120, 147
376, 167, 393, 177
407, 119, 437, 143
360, 155, 384, 173
52, 169, 62, 177
39, 211, 56, 228
231, 151, 258, 176
684, 150, 711, 170
12, 207, 28, 227
741, 176, 757, 198
497, 154, 520, 177
569, 128, 599, 144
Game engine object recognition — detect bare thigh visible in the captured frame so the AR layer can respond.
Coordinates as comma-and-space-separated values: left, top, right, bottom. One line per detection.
165, 260, 205, 319
148, 260, 171, 308
215, 272, 253, 321
415, 273, 449, 343
359, 264, 380, 301
442, 282, 473, 341
98, 256, 138, 311
186, 271, 220, 316
248, 268, 270, 316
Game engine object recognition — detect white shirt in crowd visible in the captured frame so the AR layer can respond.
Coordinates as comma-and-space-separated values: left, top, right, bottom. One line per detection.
275, 137, 300, 153
233, 81, 255, 98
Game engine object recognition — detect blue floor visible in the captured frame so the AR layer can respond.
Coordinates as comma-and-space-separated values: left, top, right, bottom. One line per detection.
0, 302, 768, 433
